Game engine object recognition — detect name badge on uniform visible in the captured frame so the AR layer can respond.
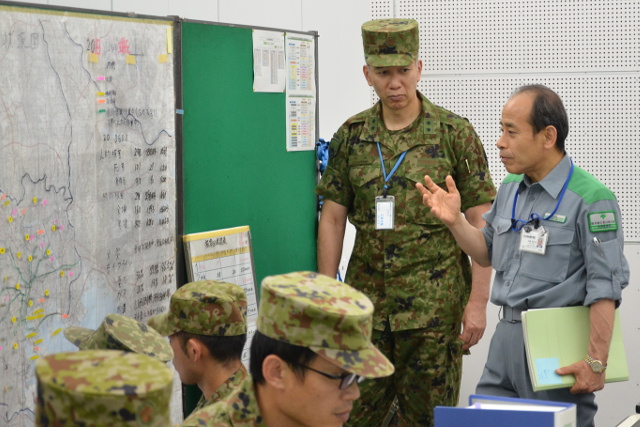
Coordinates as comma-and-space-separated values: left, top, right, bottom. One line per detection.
519, 225, 548, 255
375, 195, 395, 230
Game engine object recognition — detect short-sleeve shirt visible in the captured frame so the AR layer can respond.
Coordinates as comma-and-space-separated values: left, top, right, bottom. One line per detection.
192, 364, 249, 412
316, 92, 496, 331
482, 155, 629, 309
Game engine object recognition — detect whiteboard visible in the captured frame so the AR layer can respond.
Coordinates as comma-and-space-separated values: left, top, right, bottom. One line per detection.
0, 5, 177, 425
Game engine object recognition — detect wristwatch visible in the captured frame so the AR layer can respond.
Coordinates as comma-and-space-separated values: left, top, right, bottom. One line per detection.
584, 354, 607, 373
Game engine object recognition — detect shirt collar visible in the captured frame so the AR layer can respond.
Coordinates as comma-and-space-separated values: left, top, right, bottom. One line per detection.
208, 364, 248, 404
521, 154, 571, 198
360, 91, 439, 150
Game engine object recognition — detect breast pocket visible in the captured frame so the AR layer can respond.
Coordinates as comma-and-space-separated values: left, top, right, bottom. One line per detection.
519, 226, 574, 282
348, 163, 380, 222
403, 159, 451, 225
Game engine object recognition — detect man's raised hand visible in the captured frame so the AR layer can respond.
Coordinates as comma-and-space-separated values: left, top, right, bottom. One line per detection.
416, 175, 462, 227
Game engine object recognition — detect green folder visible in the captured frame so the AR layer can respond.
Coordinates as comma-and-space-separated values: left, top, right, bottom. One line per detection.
522, 306, 629, 392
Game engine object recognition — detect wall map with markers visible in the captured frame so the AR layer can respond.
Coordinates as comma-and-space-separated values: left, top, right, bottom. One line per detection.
0, 4, 177, 424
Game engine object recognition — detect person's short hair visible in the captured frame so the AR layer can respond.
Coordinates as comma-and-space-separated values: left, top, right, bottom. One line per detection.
174, 330, 246, 366
513, 84, 569, 152
249, 330, 317, 385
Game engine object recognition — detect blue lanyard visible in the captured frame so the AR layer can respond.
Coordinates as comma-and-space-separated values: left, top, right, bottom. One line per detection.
511, 159, 574, 232
377, 142, 407, 197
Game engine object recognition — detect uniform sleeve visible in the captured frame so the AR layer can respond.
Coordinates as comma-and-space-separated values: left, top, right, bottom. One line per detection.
450, 122, 497, 212
578, 198, 630, 307
314, 125, 354, 208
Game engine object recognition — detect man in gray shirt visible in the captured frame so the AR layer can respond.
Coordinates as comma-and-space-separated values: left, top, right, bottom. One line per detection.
416, 84, 629, 427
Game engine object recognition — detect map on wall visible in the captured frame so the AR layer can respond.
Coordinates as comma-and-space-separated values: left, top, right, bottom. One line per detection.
0, 6, 177, 425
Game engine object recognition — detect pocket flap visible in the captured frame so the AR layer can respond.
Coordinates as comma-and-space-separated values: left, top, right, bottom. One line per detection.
349, 163, 379, 187
546, 226, 574, 245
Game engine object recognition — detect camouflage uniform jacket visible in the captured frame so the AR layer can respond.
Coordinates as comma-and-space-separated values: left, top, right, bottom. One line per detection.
193, 364, 249, 412
181, 376, 264, 427
316, 92, 496, 332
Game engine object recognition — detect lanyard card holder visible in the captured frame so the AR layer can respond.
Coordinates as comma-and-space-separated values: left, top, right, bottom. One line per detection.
519, 225, 548, 255
375, 195, 395, 230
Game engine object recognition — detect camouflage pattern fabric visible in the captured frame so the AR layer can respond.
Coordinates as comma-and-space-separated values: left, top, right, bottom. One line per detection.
348, 327, 464, 426
361, 18, 419, 67
147, 280, 247, 337
181, 376, 263, 427
258, 271, 394, 378
316, 92, 495, 426
63, 313, 173, 362
316, 93, 496, 333
192, 364, 249, 412
36, 350, 173, 426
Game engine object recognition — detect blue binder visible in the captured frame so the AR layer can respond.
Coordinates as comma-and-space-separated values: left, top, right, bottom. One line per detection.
434, 394, 576, 427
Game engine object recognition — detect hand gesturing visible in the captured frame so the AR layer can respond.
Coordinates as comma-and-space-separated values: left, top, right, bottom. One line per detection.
416, 175, 462, 227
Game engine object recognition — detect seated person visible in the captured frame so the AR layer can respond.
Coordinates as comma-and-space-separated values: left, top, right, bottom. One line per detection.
181, 271, 395, 427
147, 280, 247, 411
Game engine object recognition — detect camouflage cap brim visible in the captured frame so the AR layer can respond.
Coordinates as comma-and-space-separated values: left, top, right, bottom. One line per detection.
63, 326, 93, 349
147, 312, 179, 337
98, 315, 174, 362
258, 271, 394, 379
64, 315, 174, 362
312, 344, 395, 379
365, 52, 417, 67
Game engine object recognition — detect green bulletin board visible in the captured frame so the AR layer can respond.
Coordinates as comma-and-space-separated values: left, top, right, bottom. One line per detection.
181, 21, 318, 290
179, 21, 318, 414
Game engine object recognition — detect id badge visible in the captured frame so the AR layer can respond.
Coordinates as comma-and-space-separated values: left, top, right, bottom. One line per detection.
519, 225, 548, 255
375, 195, 395, 230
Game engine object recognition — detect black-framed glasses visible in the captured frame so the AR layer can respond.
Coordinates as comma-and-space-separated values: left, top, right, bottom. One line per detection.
296, 364, 365, 390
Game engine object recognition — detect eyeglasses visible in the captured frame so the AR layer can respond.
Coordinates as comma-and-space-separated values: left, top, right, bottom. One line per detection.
296, 364, 365, 390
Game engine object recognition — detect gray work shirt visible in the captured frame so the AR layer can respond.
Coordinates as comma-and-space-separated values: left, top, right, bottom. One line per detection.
482, 155, 629, 309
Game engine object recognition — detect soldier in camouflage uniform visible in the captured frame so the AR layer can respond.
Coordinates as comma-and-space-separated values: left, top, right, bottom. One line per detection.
315, 18, 496, 426
36, 349, 173, 426
147, 280, 248, 413
181, 271, 395, 427
64, 312, 173, 362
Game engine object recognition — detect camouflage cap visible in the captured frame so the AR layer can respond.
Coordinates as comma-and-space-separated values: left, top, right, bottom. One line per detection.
36, 350, 173, 426
147, 280, 247, 337
362, 18, 419, 67
63, 313, 173, 362
257, 271, 394, 378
